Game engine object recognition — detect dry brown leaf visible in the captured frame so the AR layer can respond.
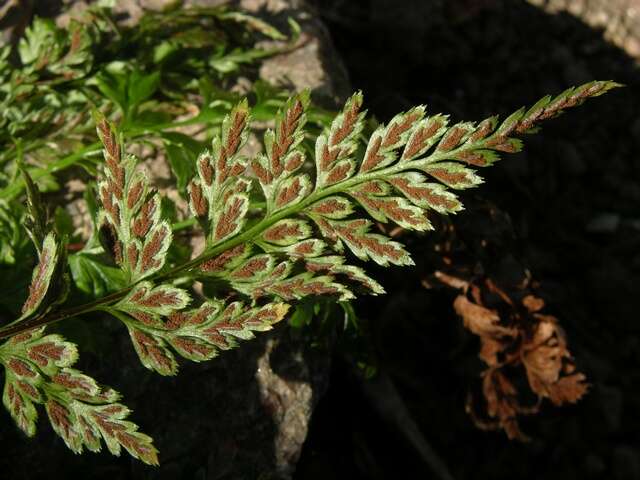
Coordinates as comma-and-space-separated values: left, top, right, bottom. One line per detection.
522, 294, 545, 313
434, 270, 469, 290
547, 373, 589, 405
453, 295, 516, 339
479, 336, 505, 366
482, 369, 529, 441
522, 316, 588, 404
429, 216, 588, 440
438, 269, 587, 440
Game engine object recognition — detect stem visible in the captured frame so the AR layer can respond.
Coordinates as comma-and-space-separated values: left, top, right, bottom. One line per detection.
0, 291, 125, 339
0, 142, 102, 200
171, 218, 198, 232
0, 147, 456, 340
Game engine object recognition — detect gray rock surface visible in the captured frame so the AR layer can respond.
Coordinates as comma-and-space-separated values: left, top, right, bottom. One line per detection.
527, 0, 640, 59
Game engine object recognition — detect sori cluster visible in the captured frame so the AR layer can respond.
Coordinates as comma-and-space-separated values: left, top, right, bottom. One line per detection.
0, 79, 620, 464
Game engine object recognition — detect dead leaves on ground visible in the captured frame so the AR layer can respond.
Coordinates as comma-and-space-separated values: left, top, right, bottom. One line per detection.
436, 270, 588, 440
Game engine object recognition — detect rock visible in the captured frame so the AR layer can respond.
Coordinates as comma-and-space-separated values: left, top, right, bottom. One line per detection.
586, 213, 621, 233
526, 0, 640, 60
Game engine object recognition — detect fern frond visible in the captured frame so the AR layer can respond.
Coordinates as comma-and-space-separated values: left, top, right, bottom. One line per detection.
0, 79, 620, 465
95, 114, 172, 283
1, 232, 157, 465
91, 81, 620, 379
0, 328, 158, 465
188, 100, 252, 244
109, 300, 289, 375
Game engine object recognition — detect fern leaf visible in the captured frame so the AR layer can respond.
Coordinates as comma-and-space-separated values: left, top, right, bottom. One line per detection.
8, 80, 614, 464
92, 80, 620, 365
188, 100, 252, 244
95, 114, 171, 282
0, 328, 158, 465
18, 167, 69, 322
2, 228, 158, 464
108, 299, 290, 375
20, 233, 63, 320
253, 92, 310, 210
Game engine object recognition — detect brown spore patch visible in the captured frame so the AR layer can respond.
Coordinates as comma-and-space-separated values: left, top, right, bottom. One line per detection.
361, 135, 384, 172
27, 342, 66, 367
189, 182, 208, 217
285, 152, 304, 173
381, 112, 420, 148
226, 109, 248, 156
21, 245, 52, 315
130, 311, 159, 326
391, 177, 459, 210
294, 240, 319, 256
427, 168, 472, 187
201, 245, 247, 273
52, 371, 94, 393
437, 126, 467, 152
264, 222, 303, 243
136, 289, 182, 308
330, 97, 361, 147
199, 155, 214, 186
172, 337, 214, 359
127, 243, 139, 270
16, 381, 38, 400
252, 160, 271, 185
469, 118, 496, 142
231, 256, 270, 279
202, 329, 230, 349
140, 225, 168, 273
310, 197, 349, 216
320, 143, 340, 171
132, 199, 157, 238
47, 400, 73, 437
127, 180, 144, 210
457, 150, 489, 166
214, 196, 245, 240
326, 162, 352, 184
8, 358, 36, 378
275, 177, 304, 207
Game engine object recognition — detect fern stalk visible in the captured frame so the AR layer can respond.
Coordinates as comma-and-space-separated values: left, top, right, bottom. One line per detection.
0, 80, 620, 340
0, 80, 620, 463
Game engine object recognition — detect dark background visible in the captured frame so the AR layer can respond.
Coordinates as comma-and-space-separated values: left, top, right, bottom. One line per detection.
297, 1, 640, 479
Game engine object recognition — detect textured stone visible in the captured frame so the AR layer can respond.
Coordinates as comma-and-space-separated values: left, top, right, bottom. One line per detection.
526, 0, 640, 60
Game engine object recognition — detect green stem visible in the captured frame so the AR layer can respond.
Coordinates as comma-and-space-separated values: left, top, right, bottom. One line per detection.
171, 218, 198, 232
0, 146, 456, 340
0, 142, 102, 200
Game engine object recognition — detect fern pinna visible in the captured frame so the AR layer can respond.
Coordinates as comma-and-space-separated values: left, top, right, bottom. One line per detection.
0, 80, 619, 464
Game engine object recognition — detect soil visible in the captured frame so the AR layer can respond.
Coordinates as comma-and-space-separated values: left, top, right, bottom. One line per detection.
297, 1, 640, 479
